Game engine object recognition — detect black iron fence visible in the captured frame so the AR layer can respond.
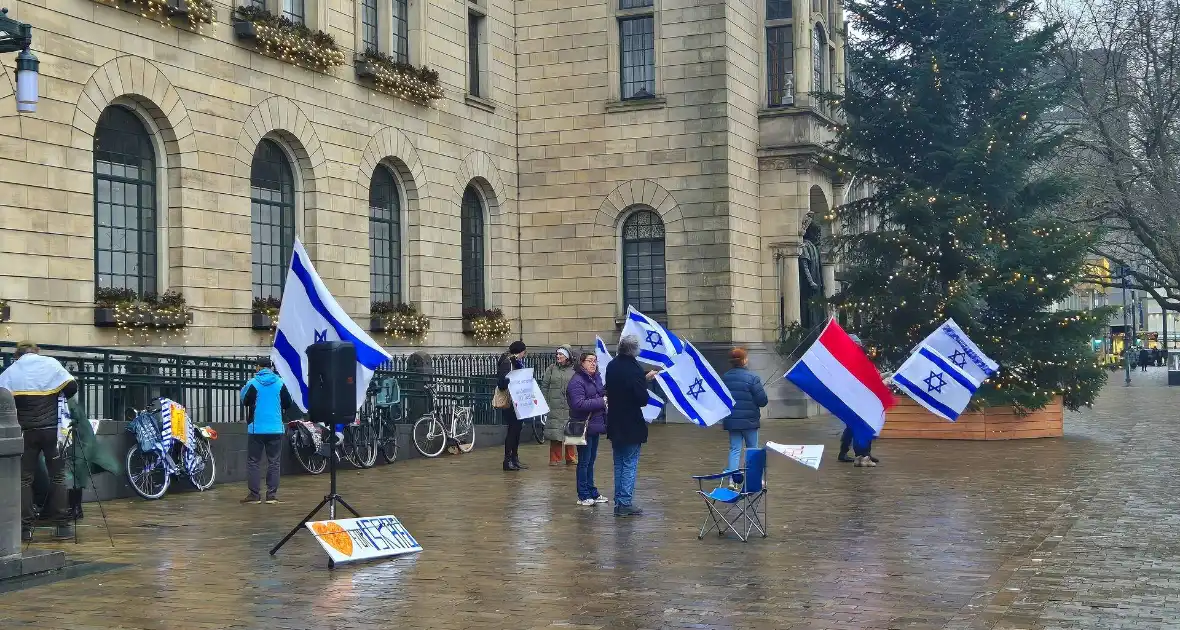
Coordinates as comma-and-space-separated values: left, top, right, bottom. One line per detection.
0, 342, 564, 427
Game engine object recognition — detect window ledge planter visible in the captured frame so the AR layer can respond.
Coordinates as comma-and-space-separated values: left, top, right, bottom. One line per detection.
462, 309, 511, 343
251, 312, 277, 330
94, 289, 191, 330
370, 303, 429, 339
252, 297, 281, 331
355, 51, 444, 105
232, 6, 345, 73
93, 0, 215, 30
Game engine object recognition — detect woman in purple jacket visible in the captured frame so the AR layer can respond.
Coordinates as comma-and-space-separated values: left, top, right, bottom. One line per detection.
567, 352, 609, 506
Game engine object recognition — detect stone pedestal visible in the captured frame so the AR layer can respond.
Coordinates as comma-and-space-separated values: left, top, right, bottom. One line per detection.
0, 388, 66, 581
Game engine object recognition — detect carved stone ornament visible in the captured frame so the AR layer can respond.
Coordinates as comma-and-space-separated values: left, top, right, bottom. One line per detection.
800, 211, 815, 236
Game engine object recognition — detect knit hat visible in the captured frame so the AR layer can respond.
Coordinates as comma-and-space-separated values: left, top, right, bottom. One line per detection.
556, 347, 570, 360
728, 347, 748, 367
509, 340, 527, 355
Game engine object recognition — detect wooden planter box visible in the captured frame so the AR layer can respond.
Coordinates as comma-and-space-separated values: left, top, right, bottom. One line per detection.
879, 396, 1064, 440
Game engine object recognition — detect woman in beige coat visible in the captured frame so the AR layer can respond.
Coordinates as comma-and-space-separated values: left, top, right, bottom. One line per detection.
541, 345, 577, 465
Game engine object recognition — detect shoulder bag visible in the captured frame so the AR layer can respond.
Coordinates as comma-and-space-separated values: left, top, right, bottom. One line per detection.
492, 387, 511, 410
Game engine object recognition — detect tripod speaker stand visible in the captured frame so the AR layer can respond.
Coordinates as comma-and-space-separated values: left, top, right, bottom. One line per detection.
269, 341, 364, 569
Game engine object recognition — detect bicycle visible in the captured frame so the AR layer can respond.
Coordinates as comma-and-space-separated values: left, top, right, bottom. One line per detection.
531, 414, 547, 444
288, 413, 377, 472
125, 398, 217, 500
287, 417, 327, 475
365, 376, 402, 464
411, 382, 476, 457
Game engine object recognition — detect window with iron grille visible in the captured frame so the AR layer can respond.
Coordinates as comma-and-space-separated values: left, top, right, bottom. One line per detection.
767, 25, 794, 107
767, 0, 791, 20
94, 106, 157, 295
392, 0, 410, 63
813, 25, 826, 92
621, 208, 666, 314
461, 185, 485, 311
250, 139, 296, 301
283, 0, 304, 24
361, 0, 378, 52
620, 16, 655, 100
468, 13, 483, 97
369, 166, 402, 305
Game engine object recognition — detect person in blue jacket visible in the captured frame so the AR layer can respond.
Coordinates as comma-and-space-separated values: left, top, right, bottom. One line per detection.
721, 348, 768, 485
240, 357, 293, 504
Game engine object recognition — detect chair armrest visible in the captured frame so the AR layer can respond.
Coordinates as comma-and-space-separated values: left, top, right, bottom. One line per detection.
691, 468, 743, 481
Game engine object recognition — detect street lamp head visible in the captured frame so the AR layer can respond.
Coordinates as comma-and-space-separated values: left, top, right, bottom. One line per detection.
14, 47, 36, 113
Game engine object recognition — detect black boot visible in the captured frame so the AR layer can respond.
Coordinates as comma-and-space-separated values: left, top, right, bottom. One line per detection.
512, 456, 529, 470
503, 457, 520, 471
67, 489, 84, 520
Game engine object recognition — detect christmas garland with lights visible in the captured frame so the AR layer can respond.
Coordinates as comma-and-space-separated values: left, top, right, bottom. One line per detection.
371, 301, 430, 339
95, 288, 191, 330
251, 296, 281, 330
462, 308, 511, 342
233, 6, 345, 73
357, 50, 444, 105
94, 0, 215, 31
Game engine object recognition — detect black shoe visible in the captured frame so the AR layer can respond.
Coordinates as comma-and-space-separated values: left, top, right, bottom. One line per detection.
21, 529, 32, 542
614, 504, 644, 517
503, 459, 520, 471
838, 454, 855, 463
53, 524, 74, 540
512, 457, 529, 470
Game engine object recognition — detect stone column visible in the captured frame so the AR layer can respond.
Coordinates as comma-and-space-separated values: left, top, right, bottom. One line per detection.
0, 388, 65, 579
783, 255, 802, 326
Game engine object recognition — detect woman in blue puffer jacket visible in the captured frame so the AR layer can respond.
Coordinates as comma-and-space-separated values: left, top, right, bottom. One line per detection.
720, 348, 768, 481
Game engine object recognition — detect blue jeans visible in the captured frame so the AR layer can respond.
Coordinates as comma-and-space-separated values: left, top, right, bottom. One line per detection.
612, 442, 642, 507
727, 429, 759, 474
576, 434, 601, 501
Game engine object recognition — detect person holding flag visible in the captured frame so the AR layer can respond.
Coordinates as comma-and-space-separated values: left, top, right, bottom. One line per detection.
605, 335, 660, 517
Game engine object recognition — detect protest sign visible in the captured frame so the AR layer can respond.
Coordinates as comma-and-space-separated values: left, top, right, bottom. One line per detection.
765, 442, 825, 470
507, 368, 549, 419
305, 515, 422, 565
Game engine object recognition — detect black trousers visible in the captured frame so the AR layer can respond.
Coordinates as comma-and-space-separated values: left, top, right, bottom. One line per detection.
22, 427, 66, 528
502, 409, 522, 460
839, 427, 873, 457
246, 434, 282, 499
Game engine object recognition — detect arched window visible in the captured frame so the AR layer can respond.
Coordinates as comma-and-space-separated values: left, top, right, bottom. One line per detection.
250, 139, 296, 301
94, 105, 157, 295
369, 166, 402, 304
461, 185, 485, 312
621, 208, 666, 314
813, 25, 827, 92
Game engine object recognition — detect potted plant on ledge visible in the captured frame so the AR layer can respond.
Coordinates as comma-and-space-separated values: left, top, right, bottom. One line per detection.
232, 5, 345, 73
94, 289, 191, 329
252, 296, 281, 330
370, 301, 429, 340
462, 308, 511, 343
355, 49, 445, 105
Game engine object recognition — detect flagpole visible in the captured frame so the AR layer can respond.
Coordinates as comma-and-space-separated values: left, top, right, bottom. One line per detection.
778, 317, 834, 383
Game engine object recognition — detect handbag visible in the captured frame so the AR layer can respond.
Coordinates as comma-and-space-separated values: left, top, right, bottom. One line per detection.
492, 387, 511, 410
563, 418, 588, 446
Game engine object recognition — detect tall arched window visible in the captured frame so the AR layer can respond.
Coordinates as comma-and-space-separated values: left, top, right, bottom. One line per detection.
369, 166, 402, 305
250, 139, 296, 300
813, 25, 827, 92
461, 185, 485, 312
621, 208, 666, 314
94, 105, 157, 295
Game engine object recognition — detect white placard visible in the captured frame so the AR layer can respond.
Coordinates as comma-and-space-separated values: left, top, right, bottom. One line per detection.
765, 442, 825, 470
507, 368, 550, 419
305, 515, 422, 565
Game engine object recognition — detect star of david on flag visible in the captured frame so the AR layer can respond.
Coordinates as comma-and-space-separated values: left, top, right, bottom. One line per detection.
892, 343, 979, 422
657, 342, 734, 427
620, 306, 684, 369
918, 319, 998, 384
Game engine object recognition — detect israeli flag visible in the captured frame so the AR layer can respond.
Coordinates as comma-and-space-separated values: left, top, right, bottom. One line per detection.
643, 391, 665, 423
271, 239, 393, 413
920, 319, 998, 384
597, 335, 663, 422
656, 342, 735, 427
595, 336, 613, 376
892, 344, 980, 422
620, 306, 684, 368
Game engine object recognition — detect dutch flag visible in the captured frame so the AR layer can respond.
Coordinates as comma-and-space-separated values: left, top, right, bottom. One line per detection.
271, 239, 393, 413
785, 318, 895, 445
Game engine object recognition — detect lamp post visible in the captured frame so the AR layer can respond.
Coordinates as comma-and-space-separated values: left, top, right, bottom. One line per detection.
0, 8, 37, 114
1121, 267, 1131, 386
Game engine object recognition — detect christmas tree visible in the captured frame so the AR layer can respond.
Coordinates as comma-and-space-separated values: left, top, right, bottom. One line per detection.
832, 0, 1109, 411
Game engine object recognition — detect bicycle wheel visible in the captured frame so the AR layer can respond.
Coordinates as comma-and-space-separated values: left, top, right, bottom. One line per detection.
532, 415, 546, 444
290, 427, 327, 474
378, 419, 399, 464
351, 422, 379, 468
187, 436, 217, 491
126, 446, 170, 500
455, 410, 476, 453
412, 415, 447, 458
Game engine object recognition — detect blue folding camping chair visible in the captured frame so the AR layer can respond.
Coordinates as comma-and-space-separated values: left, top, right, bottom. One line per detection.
692, 447, 768, 542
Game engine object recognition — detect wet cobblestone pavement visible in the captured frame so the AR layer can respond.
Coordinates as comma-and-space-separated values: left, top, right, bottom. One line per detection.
1, 369, 1178, 629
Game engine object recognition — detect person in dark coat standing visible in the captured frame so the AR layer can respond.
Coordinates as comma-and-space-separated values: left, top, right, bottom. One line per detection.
498, 340, 529, 471
720, 348, 768, 483
568, 352, 609, 506
1139, 346, 1151, 372
605, 335, 659, 517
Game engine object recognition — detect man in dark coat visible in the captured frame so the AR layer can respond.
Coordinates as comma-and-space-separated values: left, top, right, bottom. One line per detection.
605, 334, 659, 517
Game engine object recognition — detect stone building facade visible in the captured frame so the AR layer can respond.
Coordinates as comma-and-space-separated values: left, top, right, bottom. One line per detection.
0, 0, 846, 415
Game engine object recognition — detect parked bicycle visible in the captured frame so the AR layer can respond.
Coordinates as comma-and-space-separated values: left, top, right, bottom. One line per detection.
412, 382, 476, 457
125, 398, 217, 500
531, 414, 547, 444
364, 376, 402, 464
287, 412, 378, 474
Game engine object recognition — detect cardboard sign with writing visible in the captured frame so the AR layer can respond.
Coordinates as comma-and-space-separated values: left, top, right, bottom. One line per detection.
305, 515, 422, 564
507, 368, 550, 419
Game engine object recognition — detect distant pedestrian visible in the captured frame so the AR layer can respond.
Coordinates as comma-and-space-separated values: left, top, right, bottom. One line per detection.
541, 345, 577, 466
720, 348, 767, 487
498, 341, 529, 471
1140, 347, 1151, 372
568, 352, 609, 506
605, 335, 660, 517
240, 357, 293, 504
838, 426, 878, 467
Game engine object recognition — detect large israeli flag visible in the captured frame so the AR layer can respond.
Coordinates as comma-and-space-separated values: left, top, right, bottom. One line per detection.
597, 335, 664, 422
271, 239, 392, 413
892, 344, 980, 422
919, 319, 998, 384
642, 391, 665, 423
657, 342, 735, 427
620, 306, 684, 368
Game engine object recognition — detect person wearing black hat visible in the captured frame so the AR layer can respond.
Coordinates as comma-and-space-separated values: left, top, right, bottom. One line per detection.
498, 340, 529, 471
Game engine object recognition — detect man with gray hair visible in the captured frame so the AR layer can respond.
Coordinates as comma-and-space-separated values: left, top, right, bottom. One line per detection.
604, 334, 660, 517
